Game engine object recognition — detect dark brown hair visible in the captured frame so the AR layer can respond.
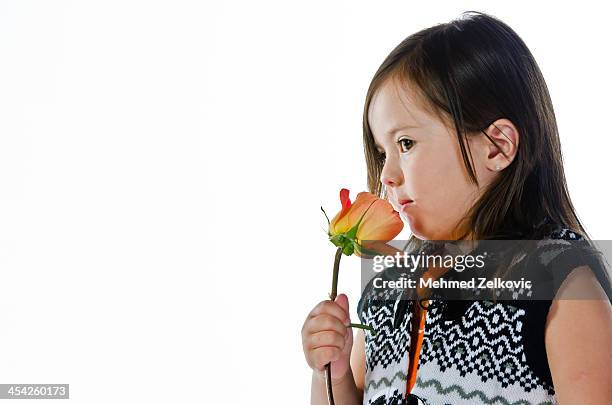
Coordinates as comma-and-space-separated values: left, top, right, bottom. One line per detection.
362, 11, 588, 241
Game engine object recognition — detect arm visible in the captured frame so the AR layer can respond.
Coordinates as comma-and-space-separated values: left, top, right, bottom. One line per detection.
545, 265, 612, 404
311, 366, 361, 405
310, 329, 365, 405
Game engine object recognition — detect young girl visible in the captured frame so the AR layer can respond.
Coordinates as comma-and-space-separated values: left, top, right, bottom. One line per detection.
302, 11, 612, 405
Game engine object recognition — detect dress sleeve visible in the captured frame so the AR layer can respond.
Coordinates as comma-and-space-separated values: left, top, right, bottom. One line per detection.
537, 238, 611, 301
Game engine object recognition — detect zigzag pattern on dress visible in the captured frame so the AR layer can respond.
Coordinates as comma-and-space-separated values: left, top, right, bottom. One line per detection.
365, 370, 408, 394
419, 300, 553, 394
363, 296, 413, 370
414, 376, 552, 405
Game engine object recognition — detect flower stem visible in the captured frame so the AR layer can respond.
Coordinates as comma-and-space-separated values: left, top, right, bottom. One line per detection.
329, 246, 343, 301
325, 246, 343, 405
348, 323, 376, 334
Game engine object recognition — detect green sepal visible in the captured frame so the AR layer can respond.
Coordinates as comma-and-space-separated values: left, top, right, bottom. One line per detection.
342, 243, 354, 256
329, 233, 355, 256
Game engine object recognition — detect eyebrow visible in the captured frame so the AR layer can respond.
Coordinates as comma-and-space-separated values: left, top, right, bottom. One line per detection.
373, 124, 419, 150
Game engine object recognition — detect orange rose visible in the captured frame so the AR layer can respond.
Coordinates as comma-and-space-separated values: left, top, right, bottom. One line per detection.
323, 188, 403, 256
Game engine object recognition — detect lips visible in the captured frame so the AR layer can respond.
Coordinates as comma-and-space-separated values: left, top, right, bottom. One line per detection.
398, 198, 414, 205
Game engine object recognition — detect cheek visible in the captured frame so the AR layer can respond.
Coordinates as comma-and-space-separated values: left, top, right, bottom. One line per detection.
403, 150, 460, 202
403, 147, 477, 234
434, 162, 474, 208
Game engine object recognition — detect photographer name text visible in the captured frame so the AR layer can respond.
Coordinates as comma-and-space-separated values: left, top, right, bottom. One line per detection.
373, 276, 532, 290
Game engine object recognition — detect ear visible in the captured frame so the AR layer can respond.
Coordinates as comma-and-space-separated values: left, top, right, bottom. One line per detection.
483, 118, 519, 172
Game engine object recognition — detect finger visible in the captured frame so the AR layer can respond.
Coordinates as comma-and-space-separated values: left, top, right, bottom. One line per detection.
305, 330, 346, 351
302, 313, 348, 337
313, 346, 341, 369
309, 299, 350, 323
334, 293, 350, 321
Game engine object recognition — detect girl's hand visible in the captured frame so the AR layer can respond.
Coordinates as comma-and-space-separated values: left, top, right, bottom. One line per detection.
301, 293, 354, 383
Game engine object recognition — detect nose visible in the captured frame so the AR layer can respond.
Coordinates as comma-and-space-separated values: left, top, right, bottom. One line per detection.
380, 158, 403, 188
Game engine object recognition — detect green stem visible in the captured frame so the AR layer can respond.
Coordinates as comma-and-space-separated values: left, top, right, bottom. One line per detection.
348, 323, 376, 334
329, 247, 343, 301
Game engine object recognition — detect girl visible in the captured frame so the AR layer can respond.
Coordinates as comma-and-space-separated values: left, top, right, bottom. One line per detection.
302, 11, 612, 405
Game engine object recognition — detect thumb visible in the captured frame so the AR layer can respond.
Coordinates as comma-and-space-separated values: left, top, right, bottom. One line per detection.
334, 293, 350, 322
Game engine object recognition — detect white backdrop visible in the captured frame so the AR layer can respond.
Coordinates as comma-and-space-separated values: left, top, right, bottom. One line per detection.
0, 1, 609, 404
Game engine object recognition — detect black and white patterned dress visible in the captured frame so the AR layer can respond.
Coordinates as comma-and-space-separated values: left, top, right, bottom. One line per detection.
356, 226, 611, 405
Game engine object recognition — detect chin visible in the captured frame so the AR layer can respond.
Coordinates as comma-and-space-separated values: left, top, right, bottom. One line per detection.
403, 214, 428, 240
404, 216, 447, 241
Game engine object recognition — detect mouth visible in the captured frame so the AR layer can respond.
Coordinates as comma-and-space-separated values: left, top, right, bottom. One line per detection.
396, 198, 414, 213
398, 198, 414, 206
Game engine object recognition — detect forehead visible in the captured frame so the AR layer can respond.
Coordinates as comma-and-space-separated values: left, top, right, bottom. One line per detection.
368, 77, 432, 146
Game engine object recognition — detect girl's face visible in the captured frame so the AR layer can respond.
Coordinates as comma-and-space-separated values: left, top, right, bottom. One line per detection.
368, 77, 494, 240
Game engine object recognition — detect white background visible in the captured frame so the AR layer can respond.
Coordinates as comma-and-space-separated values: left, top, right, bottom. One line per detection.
0, 1, 609, 404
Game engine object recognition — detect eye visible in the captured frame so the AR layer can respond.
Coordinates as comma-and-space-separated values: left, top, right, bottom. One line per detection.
397, 138, 414, 153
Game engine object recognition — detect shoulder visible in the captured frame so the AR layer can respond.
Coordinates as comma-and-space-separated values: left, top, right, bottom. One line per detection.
543, 224, 610, 323
533, 226, 611, 301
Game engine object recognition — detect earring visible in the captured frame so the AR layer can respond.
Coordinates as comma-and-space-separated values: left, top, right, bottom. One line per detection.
495, 165, 501, 171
